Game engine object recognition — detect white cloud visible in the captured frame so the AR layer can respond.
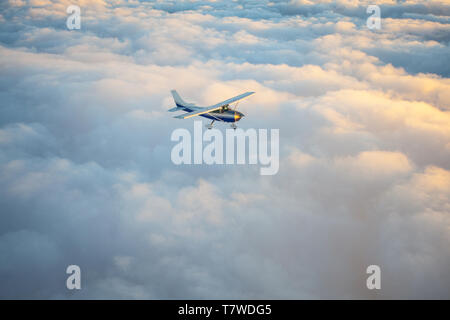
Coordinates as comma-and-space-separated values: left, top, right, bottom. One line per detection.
0, 0, 449, 299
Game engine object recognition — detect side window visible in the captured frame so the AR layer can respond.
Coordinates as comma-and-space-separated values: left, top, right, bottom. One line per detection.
219, 105, 229, 113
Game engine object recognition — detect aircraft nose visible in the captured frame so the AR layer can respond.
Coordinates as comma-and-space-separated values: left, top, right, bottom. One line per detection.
234, 112, 244, 121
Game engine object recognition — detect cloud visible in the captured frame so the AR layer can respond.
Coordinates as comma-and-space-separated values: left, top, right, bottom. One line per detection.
0, 0, 449, 299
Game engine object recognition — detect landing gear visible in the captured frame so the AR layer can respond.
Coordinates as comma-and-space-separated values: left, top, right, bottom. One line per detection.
206, 120, 215, 130
230, 123, 237, 130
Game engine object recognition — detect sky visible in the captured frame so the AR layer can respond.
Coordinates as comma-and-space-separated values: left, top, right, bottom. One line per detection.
0, 0, 449, 299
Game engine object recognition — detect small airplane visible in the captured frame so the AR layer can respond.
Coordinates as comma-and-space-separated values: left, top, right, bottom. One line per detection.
168, 90, 255, 129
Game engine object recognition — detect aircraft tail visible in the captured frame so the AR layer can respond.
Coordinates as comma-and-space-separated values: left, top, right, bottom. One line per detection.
170, 90, 187, 109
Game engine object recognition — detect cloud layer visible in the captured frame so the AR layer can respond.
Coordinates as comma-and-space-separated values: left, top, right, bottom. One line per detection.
0, 0, 449, 299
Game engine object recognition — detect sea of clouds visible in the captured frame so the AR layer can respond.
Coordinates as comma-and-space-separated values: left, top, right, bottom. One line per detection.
0, 0, 449, 299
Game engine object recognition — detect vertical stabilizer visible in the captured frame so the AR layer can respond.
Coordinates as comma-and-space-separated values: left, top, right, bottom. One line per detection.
171, 90, 187, 107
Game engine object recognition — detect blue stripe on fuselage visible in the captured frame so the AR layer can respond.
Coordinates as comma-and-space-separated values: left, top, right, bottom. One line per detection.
200, 112, 236, 122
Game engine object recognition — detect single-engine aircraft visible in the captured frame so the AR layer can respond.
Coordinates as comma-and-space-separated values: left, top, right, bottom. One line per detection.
168, 90, 254, 129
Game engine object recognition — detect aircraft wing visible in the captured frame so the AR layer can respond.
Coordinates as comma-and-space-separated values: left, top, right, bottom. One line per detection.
174, 92, 255, 119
